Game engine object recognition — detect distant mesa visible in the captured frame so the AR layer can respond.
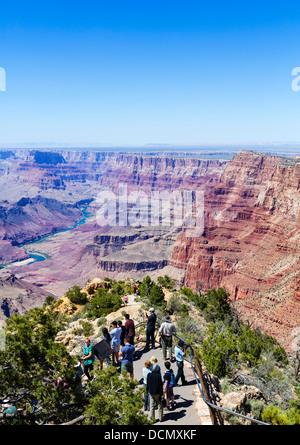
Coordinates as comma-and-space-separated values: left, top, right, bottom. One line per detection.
28, 150, 66, 165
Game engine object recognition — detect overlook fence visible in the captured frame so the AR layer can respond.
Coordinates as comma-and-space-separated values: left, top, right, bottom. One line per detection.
1, 319, 270, 425
135, 320, 270, 426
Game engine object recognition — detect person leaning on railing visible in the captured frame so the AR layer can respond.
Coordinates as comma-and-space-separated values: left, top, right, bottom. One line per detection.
144, 308, 156, 350
174, 340, 187, 386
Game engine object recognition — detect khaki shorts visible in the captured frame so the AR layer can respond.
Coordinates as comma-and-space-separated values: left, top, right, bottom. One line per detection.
121, 362, 133, 374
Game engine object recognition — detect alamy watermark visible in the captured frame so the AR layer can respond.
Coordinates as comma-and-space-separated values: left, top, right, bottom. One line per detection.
95, 184, 204, 237
291, 67, 300, 92
0, 67, 6, 92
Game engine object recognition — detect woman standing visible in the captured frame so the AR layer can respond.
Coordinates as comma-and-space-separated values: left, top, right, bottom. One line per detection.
82, 338, 95, 381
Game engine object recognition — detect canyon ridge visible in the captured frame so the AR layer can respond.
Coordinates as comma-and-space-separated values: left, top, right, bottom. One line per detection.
0, 148, 299, 352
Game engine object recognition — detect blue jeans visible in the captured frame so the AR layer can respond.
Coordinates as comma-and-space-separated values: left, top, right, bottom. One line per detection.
143, 384, 150, 409
146, 329, 155, 348
175, 361, 186, 385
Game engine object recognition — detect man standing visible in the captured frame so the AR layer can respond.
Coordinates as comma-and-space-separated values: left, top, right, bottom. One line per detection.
144, 308, 156, 350
124, 313, 135, 345
82, 338, 95, 381
119, 337, 135, 379
146, 363, 164, 422
174, 340, 187, 386
158, 315, 176, 360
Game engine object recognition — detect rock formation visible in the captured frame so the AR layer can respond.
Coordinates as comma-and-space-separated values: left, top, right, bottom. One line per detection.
170, 151, 300, 351
0, 274, 55, 326
0, 148, 298, 350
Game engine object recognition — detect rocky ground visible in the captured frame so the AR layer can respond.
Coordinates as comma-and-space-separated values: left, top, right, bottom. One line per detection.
54, 285, 268, 426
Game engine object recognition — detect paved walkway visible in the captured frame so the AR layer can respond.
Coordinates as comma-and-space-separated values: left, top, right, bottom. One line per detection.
132, 340, 212, 425
91, 293, 212, 425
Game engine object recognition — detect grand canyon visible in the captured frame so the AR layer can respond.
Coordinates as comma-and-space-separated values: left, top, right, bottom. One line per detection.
0, 148, 299, 352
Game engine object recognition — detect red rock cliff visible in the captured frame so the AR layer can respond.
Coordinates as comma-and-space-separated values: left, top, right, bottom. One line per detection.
170, 151, 300, 351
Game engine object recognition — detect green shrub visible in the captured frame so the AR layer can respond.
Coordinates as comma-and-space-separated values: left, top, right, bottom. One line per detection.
139, 276, 153, 299
248, 400, 266, 420
80, 320, 94, 337
65, 286, 87, 305
112, 282, 124, 295
273, 345, 289, 366
97, 317, 107, 327
45, 295, 56, 306
168, 294, 183, 313
157, 275, 176, 290
202, 288, 231, 323
238, 326, 263, 366
149, 284, 165, 307
87, 292, 122, 318
202, 324, 238, 377
261, 405, 290, 425
176, 314, 205, 346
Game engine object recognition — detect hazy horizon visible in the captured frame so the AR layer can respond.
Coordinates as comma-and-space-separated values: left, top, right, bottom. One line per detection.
0, 143, 298, 160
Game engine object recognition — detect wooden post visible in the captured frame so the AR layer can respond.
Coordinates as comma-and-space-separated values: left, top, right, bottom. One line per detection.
190, 346, 221, 425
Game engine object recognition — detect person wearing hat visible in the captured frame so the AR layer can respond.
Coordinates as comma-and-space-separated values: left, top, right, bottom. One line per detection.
158, 316, 176, 360
144, 308, 156, 350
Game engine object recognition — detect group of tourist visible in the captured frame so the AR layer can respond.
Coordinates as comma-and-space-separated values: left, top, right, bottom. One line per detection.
81, 313, 135, 380
142, 356, 175, 421
141, 336, 187, 421
81, 307, 188, 422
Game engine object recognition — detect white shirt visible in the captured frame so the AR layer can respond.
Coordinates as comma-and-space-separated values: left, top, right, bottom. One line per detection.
142, 367, 151, 384
110, 327, 121, 346
159, 321, 176, 336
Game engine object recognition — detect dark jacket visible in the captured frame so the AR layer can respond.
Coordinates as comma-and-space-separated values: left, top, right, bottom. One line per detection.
146, 313, 157, 331
125, 319, 135, 337
146, 370, 163, 396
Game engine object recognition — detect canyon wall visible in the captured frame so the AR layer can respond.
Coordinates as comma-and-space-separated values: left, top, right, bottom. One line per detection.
0, 149, 299, 350
170, 151, 300, 350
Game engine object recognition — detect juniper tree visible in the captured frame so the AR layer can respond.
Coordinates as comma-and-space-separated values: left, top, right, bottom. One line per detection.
0, 301, 84, 424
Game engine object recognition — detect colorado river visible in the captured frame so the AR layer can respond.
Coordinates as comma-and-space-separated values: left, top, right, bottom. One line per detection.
1, 206, 91, 269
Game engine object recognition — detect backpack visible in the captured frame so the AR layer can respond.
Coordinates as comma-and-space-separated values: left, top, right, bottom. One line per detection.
166, 369, 176, 387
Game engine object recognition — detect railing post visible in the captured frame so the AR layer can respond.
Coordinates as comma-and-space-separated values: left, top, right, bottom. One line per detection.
190, 346, 221, 425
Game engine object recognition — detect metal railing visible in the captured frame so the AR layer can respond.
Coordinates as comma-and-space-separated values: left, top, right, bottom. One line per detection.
135, 320, 270, 426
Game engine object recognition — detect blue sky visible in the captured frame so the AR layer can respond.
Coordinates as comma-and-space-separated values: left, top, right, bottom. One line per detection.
0, 0, 300, 147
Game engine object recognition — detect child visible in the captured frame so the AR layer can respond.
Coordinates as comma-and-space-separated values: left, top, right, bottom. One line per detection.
163, 361, 176, 410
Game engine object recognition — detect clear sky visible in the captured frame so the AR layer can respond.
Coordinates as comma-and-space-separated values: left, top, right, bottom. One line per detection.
0, 0, 300, 147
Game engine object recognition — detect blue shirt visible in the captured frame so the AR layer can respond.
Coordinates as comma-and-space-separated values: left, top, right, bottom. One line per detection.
121, 344, 135, 364
110, 327, 121, 346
